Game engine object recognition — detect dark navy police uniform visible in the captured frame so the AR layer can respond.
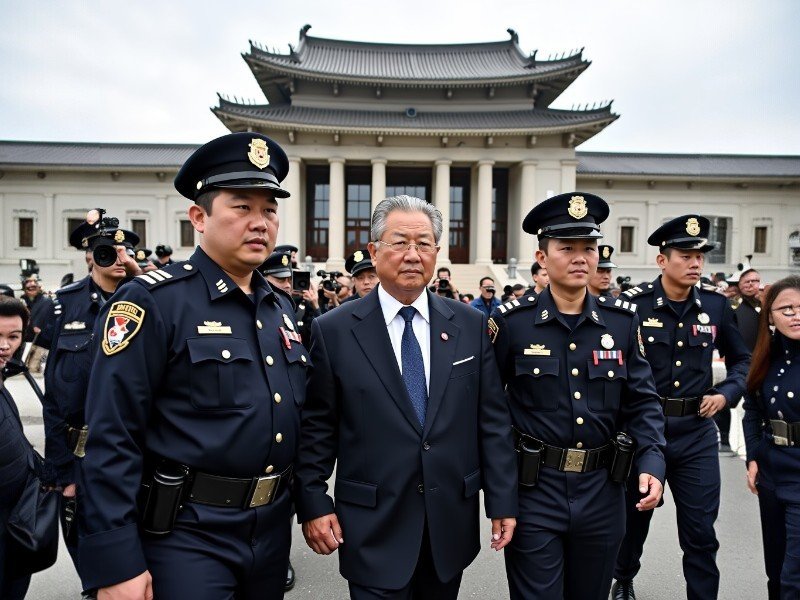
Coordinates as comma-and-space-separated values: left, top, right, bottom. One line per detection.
743, 333, 800, 598
77, 133, 306, 599
42, 219, 139, 568
491, 193, 666, 600
614, 216, 750, 600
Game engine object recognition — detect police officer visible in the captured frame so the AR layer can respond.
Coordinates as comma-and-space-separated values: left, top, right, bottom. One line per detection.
588, 244, 617, 298
340, 248, 377, 305
259, 250, 319, 349
490, 193, 666, 600
274, 244, 299, 269
42, 212, 140, 571
77, 132, 306, 599
612, 215, 751, 600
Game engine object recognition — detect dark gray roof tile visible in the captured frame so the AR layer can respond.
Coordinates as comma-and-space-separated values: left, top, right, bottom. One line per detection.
577, 152, 800, 178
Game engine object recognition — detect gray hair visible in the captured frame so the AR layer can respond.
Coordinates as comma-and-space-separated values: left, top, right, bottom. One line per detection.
370, 195, 443, 244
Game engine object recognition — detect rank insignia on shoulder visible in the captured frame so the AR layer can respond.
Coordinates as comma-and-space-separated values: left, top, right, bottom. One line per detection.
622, 286, 644, 298
102, 301, 145, 356
197, 321, 232, 335
136, 265, 190, 289
63, 321, 87, 331
487, 317, 499, 344
524, 344, 551, 356
643, 317, 663, 328
496, 295, 537, 315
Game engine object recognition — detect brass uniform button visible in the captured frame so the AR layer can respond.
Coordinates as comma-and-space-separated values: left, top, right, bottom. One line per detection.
274, 393, 282, 403
221, 349, 231, 359
266, 355, 274, 366
275, 433, 283, 443
183, 264, 193, 271
571, 368, 579, 376
265, 465, 274, 474
675, 360, 682, 367
569, 343, 577, 351
648, 336, 655, 343
576, 442, 584, 449
678, 322, 683, 328
674, 381, 680, 388
607, 370, 614, 377
677, 341, 684, 348
256, 320, 263, 329
533, 368, 541, 375
573, 392, 581, 400
576, 417, 584, 425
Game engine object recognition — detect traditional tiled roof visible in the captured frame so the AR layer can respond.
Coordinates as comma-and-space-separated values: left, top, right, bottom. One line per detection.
246, 27, 588, 90
212, 99, 617, 138
0, 141, 195, 169
577, 152, 800, 179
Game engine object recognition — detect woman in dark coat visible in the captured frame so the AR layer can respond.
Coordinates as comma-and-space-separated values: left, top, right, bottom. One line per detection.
743, 275, 800, 599
0, 296, 33, 599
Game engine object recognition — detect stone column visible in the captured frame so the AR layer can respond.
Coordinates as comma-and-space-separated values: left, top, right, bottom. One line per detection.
646, 199, 659, 264
560, 159, 578, 193
371, 158, 387, 211
433, 160, 451, 264
475, 160, 494, 265
156, 195, 168, 246
283, 156, 303, 249
517, 161, 538, 263
327, 157, 346, 268
44, 194, 55, 259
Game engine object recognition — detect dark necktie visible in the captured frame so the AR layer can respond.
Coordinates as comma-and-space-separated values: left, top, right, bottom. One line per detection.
398, 306, 427, 425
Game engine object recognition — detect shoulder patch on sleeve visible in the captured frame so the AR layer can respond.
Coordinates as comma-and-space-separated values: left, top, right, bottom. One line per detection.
487, 317, 499, 344
134, 262, 195, 290
102, 301, 146, 356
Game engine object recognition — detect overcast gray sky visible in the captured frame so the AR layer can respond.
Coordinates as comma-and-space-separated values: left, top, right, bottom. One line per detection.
1, 0, 798, 154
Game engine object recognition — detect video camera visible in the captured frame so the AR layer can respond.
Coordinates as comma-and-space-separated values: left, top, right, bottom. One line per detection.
316, 270, 343, 293
616, 275, 632, 292
19, 259, 40, 280
293, 270, 311, 294
155, 244, 173, 258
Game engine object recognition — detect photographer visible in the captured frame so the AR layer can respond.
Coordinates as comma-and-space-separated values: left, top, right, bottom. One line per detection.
341, 249, 378, 305
41, 210, 141, 571
429, 266, 459, 300
469, 276, 501, 318
317, 270, 351, 313
20, 275, 54, 372
154, 244, 174, 267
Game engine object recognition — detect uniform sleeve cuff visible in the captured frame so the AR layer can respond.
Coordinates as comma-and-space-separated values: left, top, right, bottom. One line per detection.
79, 523, 147, 591
296, 493, 335, 524
637, 455, 666, 485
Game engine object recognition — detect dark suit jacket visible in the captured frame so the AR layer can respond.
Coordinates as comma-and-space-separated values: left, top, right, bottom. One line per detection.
295, 285, 517, 589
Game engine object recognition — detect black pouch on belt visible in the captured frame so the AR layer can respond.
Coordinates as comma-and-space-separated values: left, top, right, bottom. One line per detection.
609, 432, 636, 484
141, 464, 188, 535
518, 442, 542, 488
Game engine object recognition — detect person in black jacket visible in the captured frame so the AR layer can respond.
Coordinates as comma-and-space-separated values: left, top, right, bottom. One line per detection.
20, 276, 54, 372
0, 296, 33, 599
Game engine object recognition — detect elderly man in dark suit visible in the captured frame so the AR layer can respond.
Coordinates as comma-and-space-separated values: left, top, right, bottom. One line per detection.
295, 195, 517, 599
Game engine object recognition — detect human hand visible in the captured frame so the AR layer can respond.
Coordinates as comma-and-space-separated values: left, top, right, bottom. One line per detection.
635, 473, 663, 511
746, 461, 759, 495
98, 571, 153, 600
116, 247, 142, 276
490, 517, 516, 551
302, 513, 344, 555
699, 393, 727, 418
62, 483, 76, 498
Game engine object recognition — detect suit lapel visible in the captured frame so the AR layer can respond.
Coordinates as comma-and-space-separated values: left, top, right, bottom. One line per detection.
424, 291, 459, 437
352, 288, 423, 435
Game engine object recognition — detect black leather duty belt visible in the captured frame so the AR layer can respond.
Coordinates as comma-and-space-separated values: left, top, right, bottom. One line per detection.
770, 420, 800, 447
659, 396, 702, 417
66, 425, 88, 458
513, 428, 613, 474
187, 465, 293, 509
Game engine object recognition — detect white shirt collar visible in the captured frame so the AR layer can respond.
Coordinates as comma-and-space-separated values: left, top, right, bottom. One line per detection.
377, 284, 430, 326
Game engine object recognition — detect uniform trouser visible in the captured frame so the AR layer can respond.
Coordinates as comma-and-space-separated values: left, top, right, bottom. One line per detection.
141, 491, 291, 600
757, 484, 800, 599
615, 420, 720, 599
713, 407, 731, 443
505, 470, 625, 600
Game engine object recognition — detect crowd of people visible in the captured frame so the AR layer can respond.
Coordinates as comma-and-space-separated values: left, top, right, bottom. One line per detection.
0, 131, 797, 600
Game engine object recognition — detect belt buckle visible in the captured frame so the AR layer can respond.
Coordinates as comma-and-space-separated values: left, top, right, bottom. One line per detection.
771, 420, 791, 447
73, 426, 89, 458
246, 474, 279, 508
562, 449, 587, 473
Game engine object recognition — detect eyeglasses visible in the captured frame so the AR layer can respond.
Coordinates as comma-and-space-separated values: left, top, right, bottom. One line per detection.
772, 305, 800, 317
374, 240, 439, 254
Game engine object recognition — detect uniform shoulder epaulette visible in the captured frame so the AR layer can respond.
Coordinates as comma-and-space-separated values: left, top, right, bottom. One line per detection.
495, 294, 538, 316
56, 279, 86, 296
134, 262, 196, 289
621, 283, 653, 299
596, 295, 638, 315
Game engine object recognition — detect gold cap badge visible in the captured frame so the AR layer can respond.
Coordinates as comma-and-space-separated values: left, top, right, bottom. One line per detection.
568, 195, 588, 220
281, 254, 289, 266
114, 230, 125, 243
686, 218, 701, 236
602, 246, 610, 258
353, 250, 364, 263
247, 138, 270, 169
136, 250, 145, 261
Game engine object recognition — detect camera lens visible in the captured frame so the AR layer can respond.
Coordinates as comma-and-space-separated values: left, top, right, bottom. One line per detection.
93, 241, 117, 267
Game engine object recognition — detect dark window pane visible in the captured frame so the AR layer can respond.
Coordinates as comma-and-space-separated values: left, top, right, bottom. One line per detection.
491, 168, 508, 263
18, 218, 33, 248
67, 218, 84, 245
620, 226, 634, 253
180, 220, 195, 247
306, 166, 330, 261
131, 219, 147, 248
754, 226, 768, 253
448, 168, 471, 264
704, 216, 729, 264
